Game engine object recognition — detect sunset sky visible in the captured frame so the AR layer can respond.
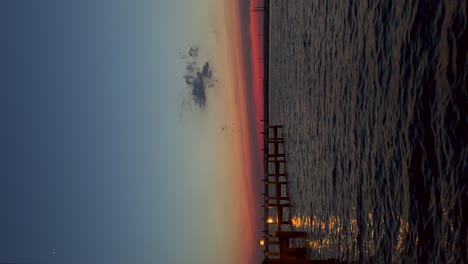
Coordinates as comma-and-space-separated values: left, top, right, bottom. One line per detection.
0, 0, 265, 263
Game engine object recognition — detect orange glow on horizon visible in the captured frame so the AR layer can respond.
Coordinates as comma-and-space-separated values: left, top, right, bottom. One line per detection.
211, 1, 267, 262
220, 1, 265, 263
249, 0, 265, 162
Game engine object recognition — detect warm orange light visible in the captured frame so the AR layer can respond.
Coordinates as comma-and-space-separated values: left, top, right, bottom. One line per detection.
259, 240, 265, 246
267, 218, 274, 223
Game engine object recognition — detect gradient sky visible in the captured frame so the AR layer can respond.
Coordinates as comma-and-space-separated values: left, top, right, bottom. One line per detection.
0, 1, 265, 263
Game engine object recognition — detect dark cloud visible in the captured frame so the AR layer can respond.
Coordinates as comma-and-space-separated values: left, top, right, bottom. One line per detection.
181, 45, 216, 110
188, 45, 199, 58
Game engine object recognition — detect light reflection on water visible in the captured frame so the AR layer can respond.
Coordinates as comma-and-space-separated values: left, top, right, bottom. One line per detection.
290, 213, 410, 261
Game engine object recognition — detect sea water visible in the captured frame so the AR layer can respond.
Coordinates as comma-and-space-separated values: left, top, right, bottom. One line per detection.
268, 0, 468, 262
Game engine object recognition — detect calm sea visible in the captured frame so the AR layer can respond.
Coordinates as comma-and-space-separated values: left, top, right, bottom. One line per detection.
268, 0, 468, 262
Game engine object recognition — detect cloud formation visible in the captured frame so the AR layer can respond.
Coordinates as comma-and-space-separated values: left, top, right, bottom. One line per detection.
181, 45, 216, 110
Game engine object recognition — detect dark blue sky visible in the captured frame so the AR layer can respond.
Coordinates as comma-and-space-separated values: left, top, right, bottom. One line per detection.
0, 1, 200, 263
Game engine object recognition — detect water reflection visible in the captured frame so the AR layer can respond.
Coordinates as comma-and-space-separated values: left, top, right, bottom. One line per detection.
291, 213, 410, 261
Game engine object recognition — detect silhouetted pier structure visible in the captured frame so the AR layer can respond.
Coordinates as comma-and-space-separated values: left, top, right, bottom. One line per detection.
261, 124, 290, 228
260, 127, 341, 264
260, 124, 336, 264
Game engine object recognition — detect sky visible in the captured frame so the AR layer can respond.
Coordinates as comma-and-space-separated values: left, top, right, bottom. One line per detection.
0, 0, 265, 263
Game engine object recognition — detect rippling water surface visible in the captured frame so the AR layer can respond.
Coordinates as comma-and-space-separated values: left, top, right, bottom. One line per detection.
268, 0, 468, 262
